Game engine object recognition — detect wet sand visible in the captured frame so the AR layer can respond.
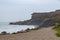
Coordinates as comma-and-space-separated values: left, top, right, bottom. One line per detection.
0, 27, 60, 40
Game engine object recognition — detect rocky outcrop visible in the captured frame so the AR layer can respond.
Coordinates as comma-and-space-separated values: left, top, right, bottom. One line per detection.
10, 10, 60, 26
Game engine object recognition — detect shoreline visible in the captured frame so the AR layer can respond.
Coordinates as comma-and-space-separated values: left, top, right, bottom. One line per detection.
0, 25, 39, 35
0, 26, 60, 40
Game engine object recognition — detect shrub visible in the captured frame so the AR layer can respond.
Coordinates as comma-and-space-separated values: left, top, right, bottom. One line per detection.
25, 28, 30, 32
25, 27, 40, 32
53, 22, 60, 37
1, 31, 7, 35
31, 27, 39, 30
56, 33, 60, 37
12, 32, 17, 34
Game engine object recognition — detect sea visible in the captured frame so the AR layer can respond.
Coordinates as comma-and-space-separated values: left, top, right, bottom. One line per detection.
0, 22, 37, 34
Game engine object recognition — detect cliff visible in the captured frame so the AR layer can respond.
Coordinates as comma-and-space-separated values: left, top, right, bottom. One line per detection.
10, 10, 60, 27
32, 10, 60, 20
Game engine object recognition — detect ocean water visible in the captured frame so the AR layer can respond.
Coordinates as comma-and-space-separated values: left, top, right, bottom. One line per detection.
0, 22, 37, 33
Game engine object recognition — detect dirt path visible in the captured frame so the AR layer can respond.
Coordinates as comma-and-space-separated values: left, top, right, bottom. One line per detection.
0, 27, 60, 40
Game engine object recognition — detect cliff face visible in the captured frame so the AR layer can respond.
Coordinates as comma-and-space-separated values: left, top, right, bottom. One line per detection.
10, 10, 60, 26
32, 10, 60, 21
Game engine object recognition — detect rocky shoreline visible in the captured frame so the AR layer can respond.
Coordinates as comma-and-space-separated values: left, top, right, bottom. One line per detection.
0, 26, 39, 35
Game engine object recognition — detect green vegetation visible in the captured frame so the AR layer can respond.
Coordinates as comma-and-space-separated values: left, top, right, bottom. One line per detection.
53, 23, 60, 37
25, 27, 40, 32
12, 32, 17, 34
31, 27, 40, 30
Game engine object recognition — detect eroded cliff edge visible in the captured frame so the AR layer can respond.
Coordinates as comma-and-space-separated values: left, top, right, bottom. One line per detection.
10, 10, 60, 26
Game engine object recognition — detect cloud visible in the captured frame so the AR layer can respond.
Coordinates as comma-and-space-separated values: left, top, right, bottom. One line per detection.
14, 0, 60, 5
0, 0, 60, 22
0, 0, 60, 5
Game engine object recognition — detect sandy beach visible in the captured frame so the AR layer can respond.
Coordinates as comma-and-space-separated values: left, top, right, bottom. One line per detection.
0, 27, 60, 40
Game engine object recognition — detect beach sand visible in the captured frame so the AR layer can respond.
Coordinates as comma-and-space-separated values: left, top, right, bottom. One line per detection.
0, 27, 60, 40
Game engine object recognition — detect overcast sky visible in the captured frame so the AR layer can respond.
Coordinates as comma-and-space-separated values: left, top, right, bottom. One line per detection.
0, 0, 60, 22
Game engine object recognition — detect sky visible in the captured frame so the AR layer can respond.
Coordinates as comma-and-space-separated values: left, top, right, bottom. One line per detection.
0, 0, 60, 22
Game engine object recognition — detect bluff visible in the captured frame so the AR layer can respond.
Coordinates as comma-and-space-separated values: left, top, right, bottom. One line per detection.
10, 10, 60, 27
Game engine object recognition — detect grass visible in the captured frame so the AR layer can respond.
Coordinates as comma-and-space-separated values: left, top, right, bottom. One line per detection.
56, 32, 60, 37
53, 23, 60, 37
31, 27, 40, 30
25, 27, 40, 32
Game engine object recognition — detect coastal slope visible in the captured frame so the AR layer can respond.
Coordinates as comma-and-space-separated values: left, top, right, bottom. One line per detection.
10, 10, 60, 26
